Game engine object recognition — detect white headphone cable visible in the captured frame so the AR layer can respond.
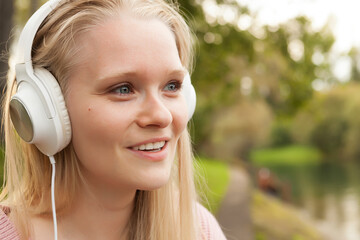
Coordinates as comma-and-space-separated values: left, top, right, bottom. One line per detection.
49, 155, 58, 240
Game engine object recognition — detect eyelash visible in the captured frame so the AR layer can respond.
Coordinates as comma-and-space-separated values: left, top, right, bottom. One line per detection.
109, 80, 182, 96
164, 80, 182, 92
110, 83, 134, 95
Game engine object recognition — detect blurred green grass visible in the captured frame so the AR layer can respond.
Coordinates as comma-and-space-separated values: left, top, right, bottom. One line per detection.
253, 190, 324, 240
195, 158, 230, 214
250, 145, 322, 166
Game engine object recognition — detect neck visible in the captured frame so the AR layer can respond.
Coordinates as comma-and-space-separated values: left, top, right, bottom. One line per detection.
59, 178, 137, 240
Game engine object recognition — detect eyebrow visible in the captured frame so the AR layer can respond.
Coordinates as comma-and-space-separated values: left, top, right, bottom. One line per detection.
98, 68, 187, 83
168, 69, 187, 76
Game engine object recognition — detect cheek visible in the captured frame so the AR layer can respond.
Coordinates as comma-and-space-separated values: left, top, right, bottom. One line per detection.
66, 94, 108, 149
69, 104, 130, 145
66, 103, 133, 177
171, 98, 189, 135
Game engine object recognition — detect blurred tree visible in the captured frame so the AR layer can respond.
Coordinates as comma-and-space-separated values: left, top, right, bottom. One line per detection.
292, 84, 360, 160
178, 0, 257, 153
178, 0, 335, 159
262, 17, 335, 115
0, 0, 14, 85
30, 0, 40, 15
0, 0, 14, 142
269, 120, 293, 147
348, 47, 360, 82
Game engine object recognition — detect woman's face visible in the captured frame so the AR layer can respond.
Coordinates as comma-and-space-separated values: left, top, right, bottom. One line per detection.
65, 13, 188, 191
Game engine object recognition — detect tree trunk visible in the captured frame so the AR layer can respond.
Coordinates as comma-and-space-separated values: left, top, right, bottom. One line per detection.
0, 0, 14, 81
30, 0, 39, 15
0, 0, 14, 142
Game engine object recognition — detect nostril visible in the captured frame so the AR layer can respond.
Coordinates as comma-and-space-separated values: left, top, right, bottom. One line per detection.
137, 98, 172, 128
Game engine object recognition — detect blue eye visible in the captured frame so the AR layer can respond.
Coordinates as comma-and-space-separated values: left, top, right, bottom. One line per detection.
164, 81, 181, 92
111, 84, 133, 95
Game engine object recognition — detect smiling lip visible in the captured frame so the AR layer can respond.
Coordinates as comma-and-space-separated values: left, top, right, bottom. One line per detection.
131, 140, 166, 151
128, 138, 170, 162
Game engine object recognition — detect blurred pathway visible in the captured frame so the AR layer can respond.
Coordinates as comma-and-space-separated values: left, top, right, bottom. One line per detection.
217, 166, 254, 240
216, 167, 344, 240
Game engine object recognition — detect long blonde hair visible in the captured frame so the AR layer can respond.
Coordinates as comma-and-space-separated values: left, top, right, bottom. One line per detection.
1, 0, 199, 239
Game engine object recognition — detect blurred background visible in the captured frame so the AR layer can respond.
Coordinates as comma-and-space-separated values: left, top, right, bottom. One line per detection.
1, 0, 360, 240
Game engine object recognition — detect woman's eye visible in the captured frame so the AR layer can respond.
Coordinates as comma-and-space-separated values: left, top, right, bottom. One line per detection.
164, 81, 181, 92
111, 84, 133, 95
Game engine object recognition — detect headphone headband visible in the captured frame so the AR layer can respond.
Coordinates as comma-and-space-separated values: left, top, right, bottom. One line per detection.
17, 0, 61, 67
15, 0, 63, 121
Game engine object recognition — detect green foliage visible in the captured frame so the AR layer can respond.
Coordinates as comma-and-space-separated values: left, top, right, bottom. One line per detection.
255, 232, 267, 240
348, 47, 360, 82
310, 115, 348, 154
176, 0, 335, 160
250, 145, 322, 166
292, 83, 360, 160
269, 120, 293, 147
194, 157, 230, 214
263, 17, 332, 115
201, 99, 273, 160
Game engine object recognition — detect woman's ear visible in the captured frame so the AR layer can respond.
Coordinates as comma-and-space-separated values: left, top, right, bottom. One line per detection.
182, 73, 196, 120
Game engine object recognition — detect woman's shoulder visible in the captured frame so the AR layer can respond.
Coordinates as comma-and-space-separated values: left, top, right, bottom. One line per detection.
196, 203, 227, 240
0, 206, 21, 240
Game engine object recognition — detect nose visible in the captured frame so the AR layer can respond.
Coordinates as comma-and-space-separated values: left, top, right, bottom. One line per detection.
136, 94, 172, 128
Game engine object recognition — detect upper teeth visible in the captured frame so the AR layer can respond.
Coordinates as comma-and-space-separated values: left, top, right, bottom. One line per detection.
132, 141, 166, 151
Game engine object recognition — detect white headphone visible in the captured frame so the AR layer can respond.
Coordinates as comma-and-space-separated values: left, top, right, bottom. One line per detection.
10, 0, 197, 157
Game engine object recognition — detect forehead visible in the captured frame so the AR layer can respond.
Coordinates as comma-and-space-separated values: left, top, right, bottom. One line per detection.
73, 13, 182, 78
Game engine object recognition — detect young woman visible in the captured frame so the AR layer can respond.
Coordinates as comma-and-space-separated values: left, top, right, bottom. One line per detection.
0, 0, 227, 240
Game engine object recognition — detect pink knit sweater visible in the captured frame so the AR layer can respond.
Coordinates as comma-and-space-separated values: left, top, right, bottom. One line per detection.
0, 207, 20, 240
0, 204, 226, 240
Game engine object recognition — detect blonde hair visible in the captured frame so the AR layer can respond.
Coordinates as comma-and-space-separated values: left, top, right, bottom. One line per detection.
1, 0, 199, 239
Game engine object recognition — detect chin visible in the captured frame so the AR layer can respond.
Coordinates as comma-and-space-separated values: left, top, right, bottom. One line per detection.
137, 173, 172, 191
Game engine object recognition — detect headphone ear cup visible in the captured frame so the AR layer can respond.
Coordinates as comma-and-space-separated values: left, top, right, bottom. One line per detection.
182, 73, 196, 120
10, 67, 72, 156
33, 67, 72, 147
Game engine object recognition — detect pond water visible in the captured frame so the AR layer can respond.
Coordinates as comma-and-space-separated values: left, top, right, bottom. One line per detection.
266, 162, 360, 240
